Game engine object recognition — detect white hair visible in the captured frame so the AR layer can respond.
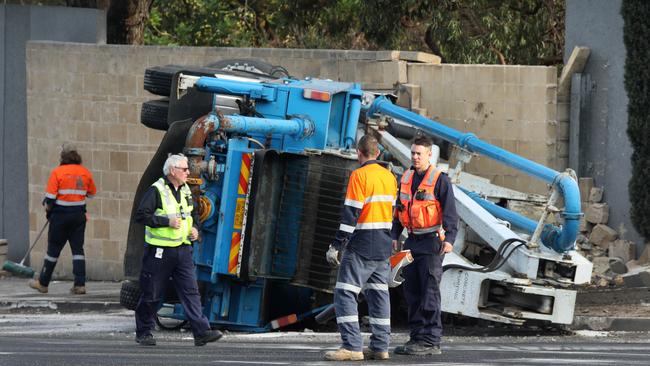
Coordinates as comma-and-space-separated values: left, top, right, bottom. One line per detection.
163, 154, 188, 176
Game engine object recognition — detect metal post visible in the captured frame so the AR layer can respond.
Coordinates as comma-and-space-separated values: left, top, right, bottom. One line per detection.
569, 73, 582, 173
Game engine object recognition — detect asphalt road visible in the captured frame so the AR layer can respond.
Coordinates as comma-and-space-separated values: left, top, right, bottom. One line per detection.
2, 334, 650, 366
1, 311, 649, 365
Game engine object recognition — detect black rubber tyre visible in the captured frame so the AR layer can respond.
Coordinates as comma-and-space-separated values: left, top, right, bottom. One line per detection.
144, 65, 184, 97
120, 280, 141, 311
141, 98, 169, 131
143, 63, 277, 98
206, 58, 290, 78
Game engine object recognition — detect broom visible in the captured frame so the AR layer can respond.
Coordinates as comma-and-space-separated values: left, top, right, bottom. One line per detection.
2, 220, 49, 278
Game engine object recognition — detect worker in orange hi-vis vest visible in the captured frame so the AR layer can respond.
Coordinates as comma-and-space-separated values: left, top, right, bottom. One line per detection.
29, 144, 96, 295
324, 135, 397, 362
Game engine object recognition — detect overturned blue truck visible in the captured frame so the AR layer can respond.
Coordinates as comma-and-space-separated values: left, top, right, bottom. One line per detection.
121, 60, 592, 332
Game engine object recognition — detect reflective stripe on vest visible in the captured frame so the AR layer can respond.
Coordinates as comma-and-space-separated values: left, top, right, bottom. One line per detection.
55, 199, 86, 206
44, 164, 96, 206
410, 224, 442, 234
144, 178, 194, 247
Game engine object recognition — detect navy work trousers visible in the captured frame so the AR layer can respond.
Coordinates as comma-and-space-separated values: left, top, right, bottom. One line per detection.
334, 249, 391, 352
39, 210, 86, 287
402, 235, 445, 346
135, 244, 211, 338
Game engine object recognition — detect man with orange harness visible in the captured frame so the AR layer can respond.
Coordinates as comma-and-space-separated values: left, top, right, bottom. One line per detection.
392, 136, 458, 356
29, 144, 96, 295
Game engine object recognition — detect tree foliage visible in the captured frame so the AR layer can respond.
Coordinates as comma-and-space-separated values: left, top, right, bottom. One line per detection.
358, 0, 564, 64
145, 0, 254, 46
622, 0, 650, 242
10, 0, 565, 64
144, 0, 564, 65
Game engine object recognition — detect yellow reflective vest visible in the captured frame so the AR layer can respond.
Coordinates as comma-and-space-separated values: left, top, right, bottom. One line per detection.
144, 178, 194, 247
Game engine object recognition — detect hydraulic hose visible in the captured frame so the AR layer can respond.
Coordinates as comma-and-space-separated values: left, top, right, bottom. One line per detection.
442, 238, 527, 273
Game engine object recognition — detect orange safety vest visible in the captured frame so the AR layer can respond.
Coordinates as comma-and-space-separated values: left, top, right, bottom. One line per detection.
341, 162, 397, 233
396, 165, 444, 237
45, 164, 97, 207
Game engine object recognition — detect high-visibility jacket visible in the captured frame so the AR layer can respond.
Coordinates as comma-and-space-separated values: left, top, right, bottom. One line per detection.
45, 164, 97, 208
331, 160, 397, 260
145, 178, 194, 247
397, 165, 444, 236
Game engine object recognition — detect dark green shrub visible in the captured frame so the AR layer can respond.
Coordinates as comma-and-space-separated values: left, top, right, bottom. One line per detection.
622, 0, 650, 242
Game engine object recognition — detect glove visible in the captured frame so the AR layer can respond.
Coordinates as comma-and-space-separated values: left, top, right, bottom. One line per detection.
326, 245, 340, 267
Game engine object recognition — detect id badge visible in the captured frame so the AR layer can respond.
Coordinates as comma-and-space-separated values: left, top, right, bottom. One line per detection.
155, 247, 164, 259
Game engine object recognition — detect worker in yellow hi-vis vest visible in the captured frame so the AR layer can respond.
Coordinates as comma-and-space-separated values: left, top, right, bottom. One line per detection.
133, 153, 222, 347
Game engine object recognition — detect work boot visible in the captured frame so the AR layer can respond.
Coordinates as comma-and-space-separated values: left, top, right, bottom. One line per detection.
393, 339, 417, 355
323, 348, 364, 361
135, 334, 156, 346
397, 341, 441, 356
363, 348, 390, 360
28, 279, 48, 294
194, 330, 223, 346
70, 286, 86, 295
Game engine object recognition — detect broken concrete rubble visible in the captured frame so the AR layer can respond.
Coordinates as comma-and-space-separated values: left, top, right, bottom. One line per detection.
588, 187, 603, 203
572, 179, 649, 289
585, 203, 609, 224
591, 257, 610, 275
589, 224, 618, 248
608, 257, 627, 274
578, 177, 594, 203
609, 239, 636, 263
621, 267, 650, 288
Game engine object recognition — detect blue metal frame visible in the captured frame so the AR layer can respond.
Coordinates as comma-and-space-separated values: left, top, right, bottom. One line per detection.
212, 137, 252, 279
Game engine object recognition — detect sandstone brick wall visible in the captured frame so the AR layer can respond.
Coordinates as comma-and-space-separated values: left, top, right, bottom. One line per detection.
26, 42, 561, 280
407, 64, 563, 194
26, 43, 166, 281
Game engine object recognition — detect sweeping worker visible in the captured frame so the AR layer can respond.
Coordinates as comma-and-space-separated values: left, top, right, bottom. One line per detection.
29, 144, 96, 295
324, 135, 397, 361
133, 153, 222, 347
392, 136, 458, 356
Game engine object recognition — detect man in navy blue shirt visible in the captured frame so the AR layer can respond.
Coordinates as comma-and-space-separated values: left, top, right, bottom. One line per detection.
391, 136, 458, 356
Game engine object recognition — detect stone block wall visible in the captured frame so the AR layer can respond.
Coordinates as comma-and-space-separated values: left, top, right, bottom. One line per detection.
408, 64, 562, 194
26, 43, 166, 280
26, 42, 561, 280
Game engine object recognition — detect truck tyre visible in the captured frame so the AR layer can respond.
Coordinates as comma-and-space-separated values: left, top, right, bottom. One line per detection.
120, 280, 141, 311
143, 63, 280, 100
141, 98, 169, 131
144, 65, 184, 97
206, 58, 290, 78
